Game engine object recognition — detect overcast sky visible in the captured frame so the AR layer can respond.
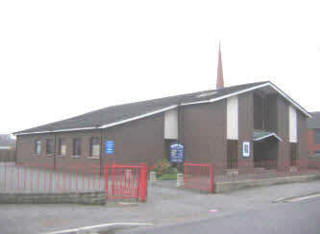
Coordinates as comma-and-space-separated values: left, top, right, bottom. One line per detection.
1, 0, 320, 134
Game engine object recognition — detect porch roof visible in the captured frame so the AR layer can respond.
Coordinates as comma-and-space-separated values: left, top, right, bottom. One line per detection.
253, 131, 282, 142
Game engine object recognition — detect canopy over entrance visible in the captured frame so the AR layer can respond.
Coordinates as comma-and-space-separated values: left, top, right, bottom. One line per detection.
253, 131, 281, 169
253, 131, 282, 142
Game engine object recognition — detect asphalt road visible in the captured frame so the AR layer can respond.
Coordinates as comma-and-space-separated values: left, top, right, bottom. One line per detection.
1, 181, 320, 234
122, 196, 320, 234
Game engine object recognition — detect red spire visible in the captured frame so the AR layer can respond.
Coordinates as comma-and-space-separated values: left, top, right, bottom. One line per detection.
216, 42, 224, 89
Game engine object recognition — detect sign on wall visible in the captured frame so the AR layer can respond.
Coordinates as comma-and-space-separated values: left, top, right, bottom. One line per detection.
242, 141, 250, 157
105, 140, 114, 154
170, 143, 185, 163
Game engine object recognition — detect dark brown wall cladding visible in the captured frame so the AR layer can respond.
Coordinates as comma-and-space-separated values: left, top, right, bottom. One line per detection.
101, 114, 165, 165
227, 140, 238, 169
265, 94, 278, 132
253, 93, 264, 130
16, 113, 166, 168
181, 100, 227, 165
297, 111, 308, 160
238, 92, 254, 167
276, 95, 308, 164
277, 95, 290, 164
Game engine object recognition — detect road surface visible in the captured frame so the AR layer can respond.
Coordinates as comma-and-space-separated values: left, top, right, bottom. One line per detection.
119, 195, 320, 234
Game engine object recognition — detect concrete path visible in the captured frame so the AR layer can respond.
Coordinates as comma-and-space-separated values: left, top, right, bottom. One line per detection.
1, 180, 320, 233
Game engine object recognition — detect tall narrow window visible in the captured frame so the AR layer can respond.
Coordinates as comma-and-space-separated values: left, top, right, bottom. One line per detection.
46, 139, 54, 155
35, 140, 41, 155
90, 137, 100, 157
73, 138, 81, 156
58, 138, 67, 156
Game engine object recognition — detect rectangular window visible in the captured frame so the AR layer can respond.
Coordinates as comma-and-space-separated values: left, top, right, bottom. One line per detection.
46, 139, 54, 155
90, 137, 100, 157
58, 138, 67, 156
314, 130, 320, 144
73, 138, 81, 156
35, 140, 41, 155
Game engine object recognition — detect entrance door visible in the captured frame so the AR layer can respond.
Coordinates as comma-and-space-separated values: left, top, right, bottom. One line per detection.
253, 138, 278, 169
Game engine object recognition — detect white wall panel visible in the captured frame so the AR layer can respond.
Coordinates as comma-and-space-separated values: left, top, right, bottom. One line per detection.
289, 105, 297, 143
227, 96, 239, 140
164, 109, 178, 139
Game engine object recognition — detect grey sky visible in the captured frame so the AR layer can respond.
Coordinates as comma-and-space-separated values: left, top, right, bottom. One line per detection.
0, 0, 319, 133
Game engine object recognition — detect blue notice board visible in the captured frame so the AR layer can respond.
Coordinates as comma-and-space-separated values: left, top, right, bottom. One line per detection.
170, 143, 184, 163
105, 140, 114, 154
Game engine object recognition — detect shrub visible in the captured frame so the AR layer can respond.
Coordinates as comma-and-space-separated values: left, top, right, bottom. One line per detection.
153, 157, 177, 176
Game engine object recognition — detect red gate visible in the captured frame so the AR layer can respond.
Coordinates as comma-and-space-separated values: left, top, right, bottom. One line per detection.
184, 162, 214, 193
104, 163, 148, 202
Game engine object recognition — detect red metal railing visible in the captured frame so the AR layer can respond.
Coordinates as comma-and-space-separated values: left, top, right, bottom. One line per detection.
213, 159, 320, 182
184, 162, 214, 193
104, 163, 148, 202
0, 162, 103, 193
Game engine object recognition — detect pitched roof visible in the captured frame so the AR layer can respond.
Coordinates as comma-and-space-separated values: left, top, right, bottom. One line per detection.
14, 81, 310, 135
307, 112, 320, 129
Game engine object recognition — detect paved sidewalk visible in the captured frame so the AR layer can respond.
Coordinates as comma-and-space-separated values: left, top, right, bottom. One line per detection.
1, 180, 320, 233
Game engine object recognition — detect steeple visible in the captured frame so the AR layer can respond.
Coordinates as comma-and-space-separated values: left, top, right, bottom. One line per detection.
216, 42, 224, 89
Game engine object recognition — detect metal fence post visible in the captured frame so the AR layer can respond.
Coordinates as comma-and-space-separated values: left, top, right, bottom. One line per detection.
104, 164, 109, 199
139, 163, 148, 202
210, 163, 214, 193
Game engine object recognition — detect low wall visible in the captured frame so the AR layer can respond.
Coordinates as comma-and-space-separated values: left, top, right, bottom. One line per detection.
0, 192, 106, 205
215, 174, 320, 193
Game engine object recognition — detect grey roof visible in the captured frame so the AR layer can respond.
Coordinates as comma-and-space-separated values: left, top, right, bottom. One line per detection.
14, 81, 308, 135
307, 112, 320, 129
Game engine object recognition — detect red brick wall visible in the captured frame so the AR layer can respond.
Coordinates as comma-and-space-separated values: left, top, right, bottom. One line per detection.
307, 129, 320, 155
237, 92, 254, 168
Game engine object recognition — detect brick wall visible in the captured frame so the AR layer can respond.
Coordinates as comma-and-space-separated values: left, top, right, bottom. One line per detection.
16, 113, 166, 168
181, 100, 227, 165
307, 129, 320, 155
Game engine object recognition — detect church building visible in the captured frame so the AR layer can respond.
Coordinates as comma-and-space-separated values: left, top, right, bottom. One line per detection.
14, 47, 310, 173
